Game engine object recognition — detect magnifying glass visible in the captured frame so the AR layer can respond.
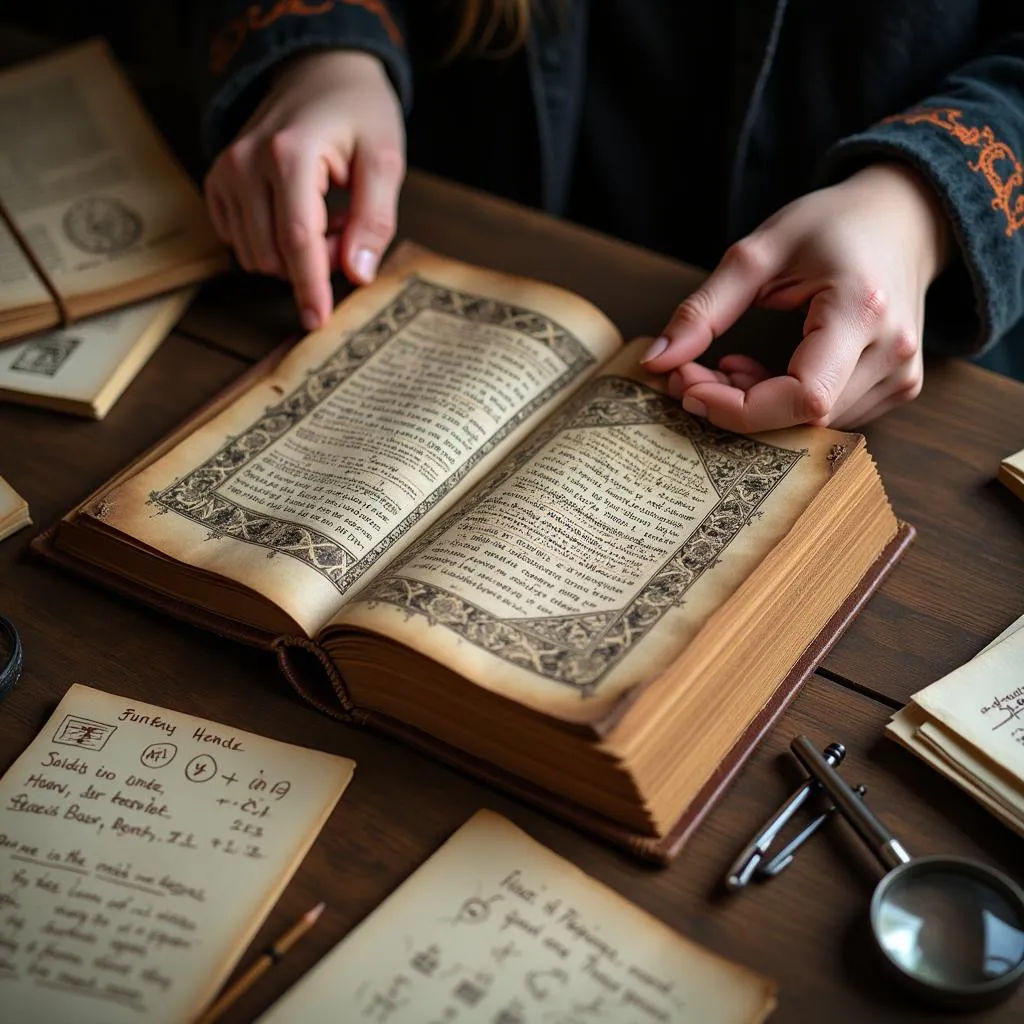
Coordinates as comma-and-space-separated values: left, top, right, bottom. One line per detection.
791, 734, 1024, 1010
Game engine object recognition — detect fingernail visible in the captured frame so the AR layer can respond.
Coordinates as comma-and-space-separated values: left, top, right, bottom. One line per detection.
667, 374, 684, 399
353, 246, 378, 282
642, 336, 669, 363
301, 308, 321, 332
683, 395, 708, 418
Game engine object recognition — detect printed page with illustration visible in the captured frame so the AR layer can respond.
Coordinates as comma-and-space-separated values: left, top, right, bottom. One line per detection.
0, 289, 194, 416
0, 39, 223, 330
90, 251, 622, 637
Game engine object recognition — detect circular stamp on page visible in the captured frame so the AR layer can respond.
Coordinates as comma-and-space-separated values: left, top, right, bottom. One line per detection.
62, 196, 143, 255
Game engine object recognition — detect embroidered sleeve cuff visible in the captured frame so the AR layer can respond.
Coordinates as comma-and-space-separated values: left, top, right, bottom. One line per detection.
199, 1, 411, 163
819, 108, 1024, 358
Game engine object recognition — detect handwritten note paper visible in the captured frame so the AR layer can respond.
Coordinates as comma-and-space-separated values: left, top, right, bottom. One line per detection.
258, 810, 776, 1024
887, 613, 1024, 835
0, 683, 354, 1023
911, 621, 1024, 785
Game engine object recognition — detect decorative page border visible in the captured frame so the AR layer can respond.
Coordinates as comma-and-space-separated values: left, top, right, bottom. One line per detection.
362, 377, 805, 694
147, 277, 595, 593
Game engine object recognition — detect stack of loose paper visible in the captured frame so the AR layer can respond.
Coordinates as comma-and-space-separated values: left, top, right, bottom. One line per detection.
0, 683, 355, 1024
1000, 446, 1024, 502
888, 613, 1024, 836
0, 289, 194, 419
0, 473, 30, 541
258, 810, 777, 1023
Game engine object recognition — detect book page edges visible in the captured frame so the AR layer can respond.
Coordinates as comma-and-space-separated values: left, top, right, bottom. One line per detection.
273, 523, 913, 862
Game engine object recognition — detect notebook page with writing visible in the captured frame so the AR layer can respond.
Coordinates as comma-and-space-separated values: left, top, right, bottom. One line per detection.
0, 683, 354, 1023
258, 810, 776, 1024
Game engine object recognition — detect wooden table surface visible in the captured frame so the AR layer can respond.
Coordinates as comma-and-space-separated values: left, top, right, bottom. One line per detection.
2, 170, 1024, 1023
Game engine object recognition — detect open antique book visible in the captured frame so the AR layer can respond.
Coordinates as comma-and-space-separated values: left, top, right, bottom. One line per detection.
0, 39, 225, 343
35, 247, 912, 861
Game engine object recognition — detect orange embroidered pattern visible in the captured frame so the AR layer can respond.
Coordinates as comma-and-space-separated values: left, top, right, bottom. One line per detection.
882, 107, 1024, 238
210, 0, 404, 75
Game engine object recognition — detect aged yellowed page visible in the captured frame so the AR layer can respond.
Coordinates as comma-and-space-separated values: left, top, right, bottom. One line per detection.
887, 707, 1024, 836
909, 626, 1024, 786
0, 472, 31, 541
0, 39, 223, 310
0, 217, 53, 313
0, 289, 193, 417
333, 339, 841, 721
999, 445, 1024, 501
887, 611, 1024, 833
0, 683, 354, 1024
257, 809, 776, 1024
916, 721, 1024, 817
94, 250, 621, 636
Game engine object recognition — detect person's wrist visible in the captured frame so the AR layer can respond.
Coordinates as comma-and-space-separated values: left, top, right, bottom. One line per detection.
848, 161, 952, 283
273, 47, 393, 94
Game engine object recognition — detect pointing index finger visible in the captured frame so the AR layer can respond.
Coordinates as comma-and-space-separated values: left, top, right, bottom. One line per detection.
643, 237, 780, 372
268, 141, 333, 331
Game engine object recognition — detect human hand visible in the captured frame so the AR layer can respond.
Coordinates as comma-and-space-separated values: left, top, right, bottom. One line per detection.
641, 162, 950, 431
204, 50, 405, 331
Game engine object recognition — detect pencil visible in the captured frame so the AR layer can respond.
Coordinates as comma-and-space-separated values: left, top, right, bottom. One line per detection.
194, 902, 326, 1024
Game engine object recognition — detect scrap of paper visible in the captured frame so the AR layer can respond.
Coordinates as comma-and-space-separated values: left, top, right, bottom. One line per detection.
0, 683, 354, 1023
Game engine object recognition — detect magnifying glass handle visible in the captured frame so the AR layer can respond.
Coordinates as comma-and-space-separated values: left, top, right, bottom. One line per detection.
791, 735, 911, 872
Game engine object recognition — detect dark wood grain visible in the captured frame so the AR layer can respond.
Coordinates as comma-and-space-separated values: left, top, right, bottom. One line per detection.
177, 274, 305, 363
826, 358, 1024, 703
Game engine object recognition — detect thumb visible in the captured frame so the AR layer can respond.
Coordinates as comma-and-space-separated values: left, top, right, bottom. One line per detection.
642, 236, 779, 372
341, 140, 405, 284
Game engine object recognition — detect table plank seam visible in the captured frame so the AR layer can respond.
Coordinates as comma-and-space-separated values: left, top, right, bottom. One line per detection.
816, 666, 904, 711
174, 324, 261, 363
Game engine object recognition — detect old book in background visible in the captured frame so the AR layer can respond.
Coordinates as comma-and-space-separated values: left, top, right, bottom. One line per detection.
35, 246, 912, 863
0, 288, 194, 417
0, 682, 355, 1024
888, 613, 1024, 837
258, 809, 777, 1023
999, 447, 1024, 502
0, 39, 225, 344
0, 472, 30, 541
